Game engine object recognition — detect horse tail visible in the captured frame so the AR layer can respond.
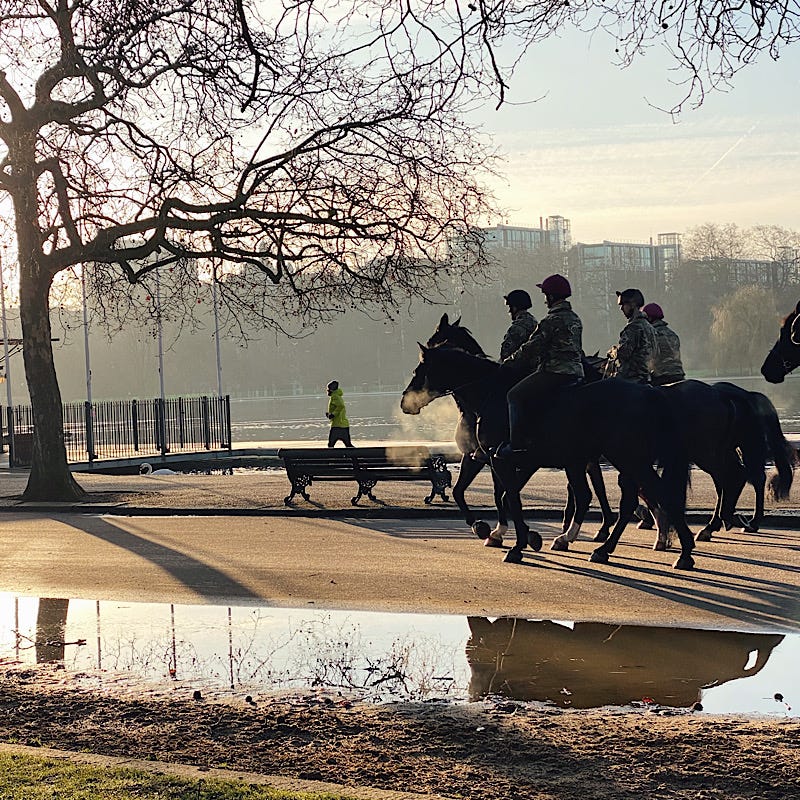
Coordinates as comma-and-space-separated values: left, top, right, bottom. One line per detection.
756, 394, 797, 501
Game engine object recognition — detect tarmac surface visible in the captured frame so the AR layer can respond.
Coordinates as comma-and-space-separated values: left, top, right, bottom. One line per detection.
0, 465, 798, 633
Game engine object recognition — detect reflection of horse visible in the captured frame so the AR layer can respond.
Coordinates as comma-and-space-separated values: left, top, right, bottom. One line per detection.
762, 300, 800, 383
466, 617, 784, 708
425, 314, 614, 545
401, 343, 697, 569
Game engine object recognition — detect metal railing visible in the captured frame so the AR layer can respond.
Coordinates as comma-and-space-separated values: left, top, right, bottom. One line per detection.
2, 396, 232, 466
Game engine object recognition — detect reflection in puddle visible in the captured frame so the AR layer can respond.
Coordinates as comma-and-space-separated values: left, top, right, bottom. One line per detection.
0, 595, 795, 716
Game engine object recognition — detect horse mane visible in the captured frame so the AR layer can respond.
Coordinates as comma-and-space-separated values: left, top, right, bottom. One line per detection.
427, 319, 487, 357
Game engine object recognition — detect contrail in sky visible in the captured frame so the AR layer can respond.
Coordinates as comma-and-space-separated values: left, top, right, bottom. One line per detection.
692, 121, 760, 187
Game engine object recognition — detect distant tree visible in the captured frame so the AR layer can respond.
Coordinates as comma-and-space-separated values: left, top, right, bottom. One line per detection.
709, 287, 781, 375
0, 0, 500, 500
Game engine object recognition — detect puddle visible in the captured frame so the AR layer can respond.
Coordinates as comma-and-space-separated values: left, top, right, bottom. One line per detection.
0, 594, 796, 716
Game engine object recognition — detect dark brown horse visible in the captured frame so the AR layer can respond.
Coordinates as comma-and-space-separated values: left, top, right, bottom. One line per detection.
762, 300, 800, 383
425, 314, 614, 545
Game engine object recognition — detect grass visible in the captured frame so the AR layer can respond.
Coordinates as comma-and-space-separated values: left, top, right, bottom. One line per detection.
0, 753, 356, 800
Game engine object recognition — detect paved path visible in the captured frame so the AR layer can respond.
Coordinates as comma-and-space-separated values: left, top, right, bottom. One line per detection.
1, 512, 797, 633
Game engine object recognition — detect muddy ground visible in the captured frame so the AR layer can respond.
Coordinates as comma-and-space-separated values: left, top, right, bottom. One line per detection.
1, 667, 797, 799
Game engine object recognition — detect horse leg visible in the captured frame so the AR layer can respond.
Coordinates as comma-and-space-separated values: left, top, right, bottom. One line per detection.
587, 460, 615, 542
590, 474, 640, 564
643, 466, 695, 571
696, 464, 729, 541
452, 454, 492, 539
485, 470, 509, 547
552, 466, 592, 551
491, 460, 542, 563
723, 458, 763, 533
562, 484, 576, 534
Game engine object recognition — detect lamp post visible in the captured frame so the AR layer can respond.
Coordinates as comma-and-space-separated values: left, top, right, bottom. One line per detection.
80, 265, 93, 405
211, 264, 223, 398
0, 254, 13, 409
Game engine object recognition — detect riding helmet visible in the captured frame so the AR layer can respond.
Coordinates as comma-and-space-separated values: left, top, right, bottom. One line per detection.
616, 288, 645, 308
642, 302, 664, 320
503, 289, 532, 309
536, 274, 572, 299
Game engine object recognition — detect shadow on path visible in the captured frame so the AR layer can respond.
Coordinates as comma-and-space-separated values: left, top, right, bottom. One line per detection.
63, 515, 261, 602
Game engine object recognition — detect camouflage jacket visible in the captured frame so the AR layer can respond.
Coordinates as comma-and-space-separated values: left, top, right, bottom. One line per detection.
649, 319, 685, 381
611, 310, 657, 383
500, 309, 538, 360
503, 300, 584, 377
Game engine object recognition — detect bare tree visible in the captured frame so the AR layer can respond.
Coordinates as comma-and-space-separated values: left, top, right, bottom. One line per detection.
0, 0, 500, 500
2, 1, 798, 500
476, 1, 800, 112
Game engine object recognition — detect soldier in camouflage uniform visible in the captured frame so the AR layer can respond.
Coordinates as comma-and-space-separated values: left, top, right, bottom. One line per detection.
608, 288, 656, 384
496, 274, 584, 457
471, 290, 538, 463
643, 302, 685, 385
501, 289, 538, 360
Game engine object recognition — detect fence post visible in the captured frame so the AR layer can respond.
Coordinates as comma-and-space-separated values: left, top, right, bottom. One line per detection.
132, 399, 139, 452
157, 398, 168, 457
6, 408, 13, 466
178, 397, 186, 447
202, 396, 211, 450
84, 401, 96, 463
225, 395, 232, 451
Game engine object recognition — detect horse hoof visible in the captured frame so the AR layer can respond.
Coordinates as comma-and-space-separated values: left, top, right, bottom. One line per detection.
527, 530, 543, 552
743, 524, 758, 534
550, 535, 569, 552
589, 549, 609, 564
652, 540, 668, 551
637, 521, 654, 530
503, 548, 524, 564
695, 529, 712, 543
472, 520, 491, 539
673, 555, 695, 570
593, 529, 610, 543
483, 536, 503, 548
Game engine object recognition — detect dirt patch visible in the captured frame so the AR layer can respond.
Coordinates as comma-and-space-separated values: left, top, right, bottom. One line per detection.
1, 667, 797, 799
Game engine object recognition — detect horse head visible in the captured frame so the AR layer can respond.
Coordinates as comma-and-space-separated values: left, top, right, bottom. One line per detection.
401, 342, 496, 415
761, 301, 800, 383
425, 313, 487, 356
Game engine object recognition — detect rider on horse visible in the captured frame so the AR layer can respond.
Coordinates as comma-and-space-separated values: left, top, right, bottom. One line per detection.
608, 288, 656, 383
496, 274, 584, 458
500, 289, 538, 359
643, 302, 685, 386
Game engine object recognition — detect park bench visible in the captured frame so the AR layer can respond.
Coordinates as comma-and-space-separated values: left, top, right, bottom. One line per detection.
277, 445, 452, 506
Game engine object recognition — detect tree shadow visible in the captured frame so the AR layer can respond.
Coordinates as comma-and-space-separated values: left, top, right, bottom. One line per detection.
63, 515, 262, 602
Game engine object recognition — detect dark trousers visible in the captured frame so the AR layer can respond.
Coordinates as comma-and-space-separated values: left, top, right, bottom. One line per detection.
507, 372, 576, 445
328, 426, 354, 447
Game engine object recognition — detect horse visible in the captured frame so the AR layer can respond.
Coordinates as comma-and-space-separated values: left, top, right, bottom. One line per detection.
762, 300, 800, 383
425, 314, 614, 545
401, 343, 697, 569
708, 382, 795, 533
583, 356, 795, 539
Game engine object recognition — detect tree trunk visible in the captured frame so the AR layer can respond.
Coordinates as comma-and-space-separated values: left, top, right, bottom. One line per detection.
18, 258, 85, 501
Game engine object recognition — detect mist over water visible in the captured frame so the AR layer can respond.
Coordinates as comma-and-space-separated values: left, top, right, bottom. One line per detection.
230, 376, 800, 444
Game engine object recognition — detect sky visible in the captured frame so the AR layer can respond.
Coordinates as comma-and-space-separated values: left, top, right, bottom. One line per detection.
474, 28, 800, 244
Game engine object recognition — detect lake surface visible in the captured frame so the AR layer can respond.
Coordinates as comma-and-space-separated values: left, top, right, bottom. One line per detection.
229, 375, 800, 444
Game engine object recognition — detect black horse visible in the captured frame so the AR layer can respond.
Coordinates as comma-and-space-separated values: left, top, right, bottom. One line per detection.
707, 382, 795, 533
401, 343, 697, 569
425, 314, 614, 545
762, 300, 800, 383
583, 356, 794, 539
